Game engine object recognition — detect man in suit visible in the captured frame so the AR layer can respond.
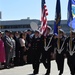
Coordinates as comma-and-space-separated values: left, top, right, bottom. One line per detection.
14, 31, 20, 66
26, 29, 32, 64
3, 30, 13, 68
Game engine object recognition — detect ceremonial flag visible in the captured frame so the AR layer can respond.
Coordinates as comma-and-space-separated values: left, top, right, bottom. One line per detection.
54, 0, 61, 34
40, 0, 48, 36
68, 0, 75, 29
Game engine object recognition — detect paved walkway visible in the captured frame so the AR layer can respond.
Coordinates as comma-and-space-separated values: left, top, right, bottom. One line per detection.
0, 59, 70, 75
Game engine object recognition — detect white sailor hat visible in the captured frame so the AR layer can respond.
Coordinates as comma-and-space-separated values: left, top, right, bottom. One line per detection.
71, 30, 75, 33
0, 31, 4, 34
34, 30, 40, 33
47, 26, 52, 30
24, 30, 27, 32
47, 26, 53, 34
59, 29, 64, 33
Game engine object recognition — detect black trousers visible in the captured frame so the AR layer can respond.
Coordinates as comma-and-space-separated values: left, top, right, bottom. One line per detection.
27, 48, 32, 64
14, 49, 20, 66
67, 56, 75, 75
42, 50, 51, 73
32, 51, 41, 74
56, 53, 64, 74
19, 47, 25, 66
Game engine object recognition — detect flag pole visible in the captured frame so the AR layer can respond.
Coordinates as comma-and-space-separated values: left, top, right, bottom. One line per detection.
69, 0, 72, 51
67, 0, 72, 51
44, 38, 46, 47
70, 22, 72, 50
54, 0, 61, 50
58, 26, 61, 50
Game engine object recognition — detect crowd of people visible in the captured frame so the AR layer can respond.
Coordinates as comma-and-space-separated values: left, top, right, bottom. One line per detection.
0, 26, 75, 75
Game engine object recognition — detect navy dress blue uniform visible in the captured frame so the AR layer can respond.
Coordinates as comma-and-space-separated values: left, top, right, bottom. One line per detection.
41, 34, 54, 75
54, 36, 66, 75
66, 37, 75, 75
31, 35, 42, 74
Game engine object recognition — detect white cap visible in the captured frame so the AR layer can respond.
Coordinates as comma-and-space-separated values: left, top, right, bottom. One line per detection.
72, 30, 75, 33
47, 26, 52, 30
47, 26, 53, 34
35, 30, 40, 33
59, 29, 64, 33
0, 31, 4, 34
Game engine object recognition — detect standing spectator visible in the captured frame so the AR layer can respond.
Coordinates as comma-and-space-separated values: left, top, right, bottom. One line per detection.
14, 31, 20, 66
26, 29, 32, 44
0, 31, 6, 69
26, 29, 32, 64
9, 31, 16, 67
3, 30, 13, 69
19, 32, 27, 66
23, 31, 28, 63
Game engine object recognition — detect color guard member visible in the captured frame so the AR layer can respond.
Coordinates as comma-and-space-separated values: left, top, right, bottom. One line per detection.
66, 30, 75, 75
54, 29, 67, 75
41, 26, 55, 75
31, 30, 42, 74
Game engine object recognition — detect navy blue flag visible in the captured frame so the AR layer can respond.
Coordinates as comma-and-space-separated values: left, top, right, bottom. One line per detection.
68, 0, 75, 29
54, 0, 61, 34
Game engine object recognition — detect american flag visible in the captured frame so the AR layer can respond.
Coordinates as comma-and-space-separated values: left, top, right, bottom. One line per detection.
40, 0, 48, 36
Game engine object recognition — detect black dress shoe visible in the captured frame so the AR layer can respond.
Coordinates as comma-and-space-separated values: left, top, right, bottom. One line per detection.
7, 66, 10, 69
4, 66, 10, 69
33, 72, 38, 75
33, 70, 38, 75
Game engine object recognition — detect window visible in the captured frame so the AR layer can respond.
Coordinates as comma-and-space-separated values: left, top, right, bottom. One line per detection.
1, 24, 30, 29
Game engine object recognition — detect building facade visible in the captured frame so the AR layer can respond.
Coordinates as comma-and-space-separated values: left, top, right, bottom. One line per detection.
0, 19, 70, 35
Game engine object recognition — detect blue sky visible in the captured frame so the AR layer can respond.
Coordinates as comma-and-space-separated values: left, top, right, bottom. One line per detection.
0, 0, 68, 20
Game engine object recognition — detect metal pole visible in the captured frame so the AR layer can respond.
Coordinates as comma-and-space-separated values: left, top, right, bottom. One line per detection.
58, 26, 61, 49
70, 21, 72, 50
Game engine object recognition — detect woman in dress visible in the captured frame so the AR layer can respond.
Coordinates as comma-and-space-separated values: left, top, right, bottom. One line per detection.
0, 31, 6, 68
19, 32, 27, 65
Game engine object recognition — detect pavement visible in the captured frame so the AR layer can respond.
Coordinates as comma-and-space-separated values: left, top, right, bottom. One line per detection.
0, 59, 70, 75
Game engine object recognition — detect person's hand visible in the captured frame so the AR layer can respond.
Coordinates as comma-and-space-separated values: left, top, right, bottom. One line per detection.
28, 43, 31, 47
